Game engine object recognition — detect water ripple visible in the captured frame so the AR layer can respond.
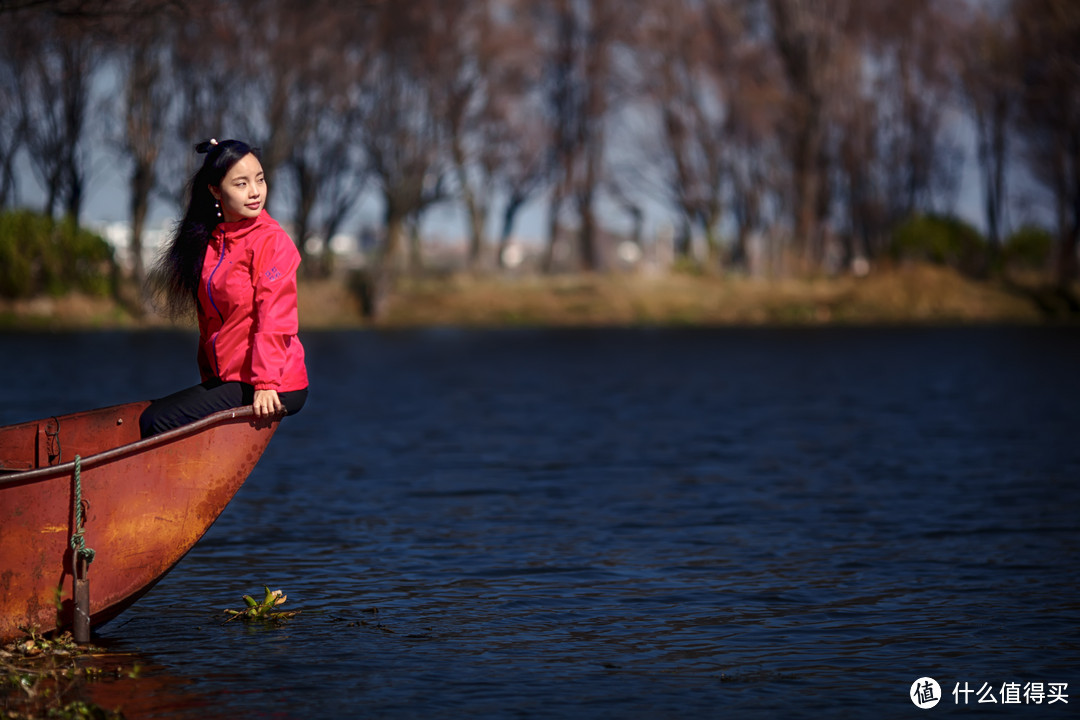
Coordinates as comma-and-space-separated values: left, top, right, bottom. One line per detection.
3, 327, 1079, 718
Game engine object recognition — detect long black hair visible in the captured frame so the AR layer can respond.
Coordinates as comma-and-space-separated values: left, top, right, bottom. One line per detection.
147, 138, 258, 319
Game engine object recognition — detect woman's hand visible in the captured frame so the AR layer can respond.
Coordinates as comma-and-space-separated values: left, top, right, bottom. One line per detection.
253, 389, 285, 418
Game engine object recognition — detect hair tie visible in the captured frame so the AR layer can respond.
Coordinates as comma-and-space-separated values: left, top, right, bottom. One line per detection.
195, 138, 222, 154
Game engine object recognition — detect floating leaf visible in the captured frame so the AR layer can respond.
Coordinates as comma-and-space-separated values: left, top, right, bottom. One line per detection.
224, 586, 300, 624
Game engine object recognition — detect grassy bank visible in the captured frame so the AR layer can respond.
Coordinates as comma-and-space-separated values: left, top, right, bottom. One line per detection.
369, 264, 1054, 328
0, 263, 1074, 331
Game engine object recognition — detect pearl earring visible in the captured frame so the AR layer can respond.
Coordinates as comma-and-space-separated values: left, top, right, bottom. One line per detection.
215, 200, 222, 218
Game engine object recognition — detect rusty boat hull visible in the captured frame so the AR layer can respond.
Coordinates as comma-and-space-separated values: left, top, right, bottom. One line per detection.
0, 401, 278, 641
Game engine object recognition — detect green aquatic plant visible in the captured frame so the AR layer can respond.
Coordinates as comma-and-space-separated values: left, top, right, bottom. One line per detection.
224, 587, 300, 623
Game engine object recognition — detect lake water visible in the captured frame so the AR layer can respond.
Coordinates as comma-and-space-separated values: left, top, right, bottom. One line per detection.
1, 327, 1078, 718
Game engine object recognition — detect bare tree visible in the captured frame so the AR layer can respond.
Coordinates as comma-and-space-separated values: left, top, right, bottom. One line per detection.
815, 1, 963, 270
490, 90, 548, 269
536, 0, 580, 271
357, 5, 449, 276
16, 11, 98, 221
114, 9, 177, 289
635, 0, 744, 268
209, 0, 297, 213
158, 0, 241, 210
534, 0, 629, 272
1013, 0, 1080, 287
286, 102, 367, 277
639, 0, 712, 261
812, 5, 879, 270
231, 0, 367, 275
723, 36, 788, 272
764, 0, 851, 272
364, 70, 446, 274
573, 0, 623, 271
906, 10, 961, 218
447, 0, 551, 270
0, 0, 171, 16
960, 7, 1017, 256
4, 0, 1061, 292
417, 0, 496, 271
0, 22, 27, 207
833, 88, 887, 264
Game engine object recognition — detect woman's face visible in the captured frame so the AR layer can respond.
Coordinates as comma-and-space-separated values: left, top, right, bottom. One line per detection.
211, 153, 266, 223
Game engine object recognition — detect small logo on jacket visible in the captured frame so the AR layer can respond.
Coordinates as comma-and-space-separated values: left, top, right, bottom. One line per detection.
264, 266, 282, 281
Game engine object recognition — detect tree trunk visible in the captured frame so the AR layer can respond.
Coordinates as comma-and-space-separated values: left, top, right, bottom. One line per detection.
463, 184, 486, 271
1058, 168, 1080, 287
542, 187, 563, 273
498, 193, 525, 269
578, 188, 598, 271
452, 135, 487, 271
0, 134, 19, 207
407, 217, 423, 274
381, 204, 407, 275
1056, 229, 1078, 288
292, 163, 318, 278
792, 112, 823, 274
702, 215, 722, 272
128, 162, 151, 290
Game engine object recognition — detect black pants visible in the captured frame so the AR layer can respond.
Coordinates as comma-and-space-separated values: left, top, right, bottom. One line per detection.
139, 379, 308, 438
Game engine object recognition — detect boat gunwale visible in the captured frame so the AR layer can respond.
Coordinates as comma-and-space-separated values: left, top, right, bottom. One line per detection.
0, 406, 274, 488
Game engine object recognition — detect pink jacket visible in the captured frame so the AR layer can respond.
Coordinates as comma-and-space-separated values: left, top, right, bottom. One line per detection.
197, 210, 308, 392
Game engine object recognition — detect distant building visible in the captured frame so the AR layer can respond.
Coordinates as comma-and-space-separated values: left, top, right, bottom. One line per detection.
93, 221, 169, 272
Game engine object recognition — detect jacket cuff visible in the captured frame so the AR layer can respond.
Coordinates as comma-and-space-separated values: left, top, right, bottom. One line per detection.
254, 382, 279, 391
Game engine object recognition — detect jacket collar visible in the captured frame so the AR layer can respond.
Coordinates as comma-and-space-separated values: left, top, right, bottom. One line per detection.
213, 209, 273, 244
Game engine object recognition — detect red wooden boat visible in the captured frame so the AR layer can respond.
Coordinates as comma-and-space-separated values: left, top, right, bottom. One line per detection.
0, 400, 279, 641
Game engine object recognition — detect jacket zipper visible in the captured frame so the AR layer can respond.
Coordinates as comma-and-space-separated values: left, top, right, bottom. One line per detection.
206, 232, 228, 377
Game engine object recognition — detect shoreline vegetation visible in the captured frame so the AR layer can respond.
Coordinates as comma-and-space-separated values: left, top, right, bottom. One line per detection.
1, 630, 130, 720
2, 208, 1076, 330
0, 263, 1076, 331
